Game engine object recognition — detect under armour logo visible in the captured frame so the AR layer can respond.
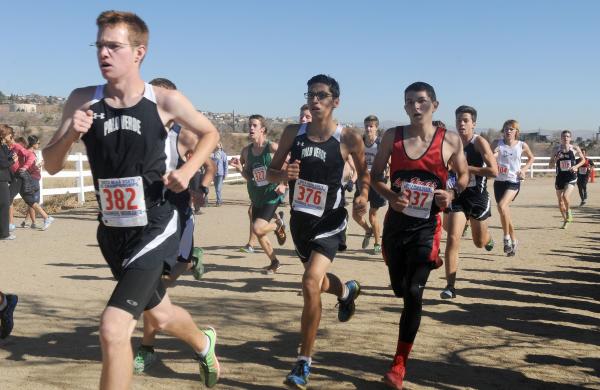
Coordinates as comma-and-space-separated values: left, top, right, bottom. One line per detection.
93, 113, 105, 119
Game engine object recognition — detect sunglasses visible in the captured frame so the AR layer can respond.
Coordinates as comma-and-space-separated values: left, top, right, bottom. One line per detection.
304, 92, 333, 101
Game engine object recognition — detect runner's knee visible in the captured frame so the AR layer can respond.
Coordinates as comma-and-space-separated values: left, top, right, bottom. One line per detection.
302, 274, 322, 296
99, 316, 131, 346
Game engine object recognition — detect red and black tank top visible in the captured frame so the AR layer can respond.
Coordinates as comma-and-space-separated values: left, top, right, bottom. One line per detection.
388, 126, 449, 229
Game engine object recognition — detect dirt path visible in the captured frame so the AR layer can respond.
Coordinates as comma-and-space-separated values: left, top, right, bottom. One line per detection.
1, 177, 598, 389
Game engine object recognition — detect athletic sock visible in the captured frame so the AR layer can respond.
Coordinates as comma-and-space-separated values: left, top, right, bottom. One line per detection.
504, 234, 511, 241
340, 284, 350, 300
297, 355, 312, 366
195, 334, 210, 357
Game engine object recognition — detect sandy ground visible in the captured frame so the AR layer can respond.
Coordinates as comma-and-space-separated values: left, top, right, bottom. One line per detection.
0, 177, 599, 390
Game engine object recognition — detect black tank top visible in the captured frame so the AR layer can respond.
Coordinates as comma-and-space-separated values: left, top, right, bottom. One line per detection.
289, 123, 345, 216
83, 83, 168, 206
464, 135, 487, 193
555, 146, 577, 180
164, 124, 191, 211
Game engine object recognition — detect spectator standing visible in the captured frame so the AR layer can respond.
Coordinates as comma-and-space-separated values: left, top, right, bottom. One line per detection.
211, 142, 227, 206
19, 135, 54, 229
0, 124, 15, 240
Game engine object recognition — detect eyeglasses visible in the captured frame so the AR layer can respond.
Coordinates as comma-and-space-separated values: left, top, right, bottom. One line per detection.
91, 41, 135, 52
304, 92, 333, 101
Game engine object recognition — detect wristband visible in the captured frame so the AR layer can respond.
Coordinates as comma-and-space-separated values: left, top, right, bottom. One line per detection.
199, 185, 209, 195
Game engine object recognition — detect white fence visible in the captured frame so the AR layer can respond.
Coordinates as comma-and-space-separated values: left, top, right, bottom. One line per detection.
16, 154, 243, 205
20, 154, 600, 205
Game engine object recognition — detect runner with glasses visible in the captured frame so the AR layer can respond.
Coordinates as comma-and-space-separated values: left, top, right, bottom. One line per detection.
268, 74, 368, 389
43, 10, 220, 389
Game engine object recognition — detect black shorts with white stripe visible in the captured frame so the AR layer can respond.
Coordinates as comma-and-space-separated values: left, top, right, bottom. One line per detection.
290, 207, 348, 262
97, 201, 180, 318
448, 188, 491, 221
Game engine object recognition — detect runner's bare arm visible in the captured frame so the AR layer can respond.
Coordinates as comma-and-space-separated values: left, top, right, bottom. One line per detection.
520, 142, 535, 178
491, 139, 500, 159
436, 132, 467, 208
571, 145, 586, 172
201, 159, 217, 187
347, 154, 358, 182
473, 136, 498, 178
548, 146, 558, 168
371, 128, 408, 212
238, 146, 251, 181
446, 132, 468, 192
157, 88, 219, 192
343, 127, 369, 195
268, 141, 288, 189
42, 87, 95, 174
178, 127, 200, 158
267, 124, 300, 183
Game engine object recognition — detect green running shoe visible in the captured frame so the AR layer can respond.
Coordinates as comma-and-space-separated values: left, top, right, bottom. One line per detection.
361, 229, 373, 249
484, 238, 495, 252
191, 247, 205, 280
567, 210, 573, 223
373, 244, 382, 255
133, 346, 157, 373
239, 245, 255, 253
198, 327, 220, 388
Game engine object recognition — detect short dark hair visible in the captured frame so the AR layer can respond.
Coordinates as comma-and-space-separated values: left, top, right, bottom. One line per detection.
307, 74, 340, 98
249, 114, 267, 133
432, 120, 446, 129
364, 115, 379, 126
404, 81, 436, 102
0, 124, 14, 139
561, 130, 572, 137
149, 78, 177, 90
300, 104, 309, 112
27, 135, 39, 148
455, 105, 477, 122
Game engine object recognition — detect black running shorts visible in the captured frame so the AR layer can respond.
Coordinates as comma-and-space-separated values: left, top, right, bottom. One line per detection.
493, 180, 520, 203
355, 184, 387, 209
555, 174, 577, 191
251, 201, 280, 222
449, 189, 491, 221
382, 213, 442, 298
97, 201, 180, 318
290, 207, 348, 262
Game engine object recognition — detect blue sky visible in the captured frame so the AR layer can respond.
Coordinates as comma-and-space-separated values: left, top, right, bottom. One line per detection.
2, 1, 599, 134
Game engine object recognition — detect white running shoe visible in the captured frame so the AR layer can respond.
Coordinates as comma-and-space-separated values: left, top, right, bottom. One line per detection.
42, 216, 55, 231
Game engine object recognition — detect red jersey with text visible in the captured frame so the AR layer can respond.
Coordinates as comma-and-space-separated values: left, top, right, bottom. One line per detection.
388, 126, 449, 230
